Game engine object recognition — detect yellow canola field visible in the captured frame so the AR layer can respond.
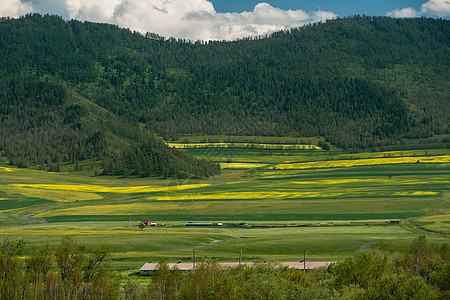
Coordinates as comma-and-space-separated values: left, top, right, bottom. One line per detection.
9, 183, 210, 194
291, 178, 392, 185
290, 178, 449, 185
393, 191, 439, 196
167, 142, 321, 150
274, 155, 450, 170
154, 191, 344, 201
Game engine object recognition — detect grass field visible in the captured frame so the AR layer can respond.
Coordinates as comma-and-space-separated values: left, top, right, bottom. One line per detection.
0, 143, 448, 271
1, 221, 440, 269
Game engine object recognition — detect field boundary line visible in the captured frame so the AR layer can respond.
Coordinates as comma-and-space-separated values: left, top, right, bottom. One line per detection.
407, 219, 449, 237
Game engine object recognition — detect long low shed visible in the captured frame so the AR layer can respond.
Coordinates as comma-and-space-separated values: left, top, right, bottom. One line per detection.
185, 223, 213, 226
140, 261, 336, 273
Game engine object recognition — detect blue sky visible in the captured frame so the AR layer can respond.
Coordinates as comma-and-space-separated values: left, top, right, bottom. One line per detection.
0, 0, 448, 40
211, 0, 424, 16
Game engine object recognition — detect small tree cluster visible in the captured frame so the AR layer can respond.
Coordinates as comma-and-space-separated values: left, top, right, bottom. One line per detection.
136, 237, 448, 299
0, 237, 118, 299
0, 236, 448, 299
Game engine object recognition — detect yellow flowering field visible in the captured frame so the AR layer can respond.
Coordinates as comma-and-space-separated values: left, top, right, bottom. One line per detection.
0, 166, 13, 172
274, 155, 450, 169
290, 178, 449, 185
9, 183, 210, 194
291, 178, 392, 185
220, 162, 267, 169
154, 191, 344, 201
393, 191, 439, 196
167, 142, 321, 150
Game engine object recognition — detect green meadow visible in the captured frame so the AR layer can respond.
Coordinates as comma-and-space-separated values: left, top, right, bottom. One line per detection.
0, 146, 448, 270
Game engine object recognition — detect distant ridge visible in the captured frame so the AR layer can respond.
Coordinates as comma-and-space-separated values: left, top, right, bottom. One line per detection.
0, 14, 448, 174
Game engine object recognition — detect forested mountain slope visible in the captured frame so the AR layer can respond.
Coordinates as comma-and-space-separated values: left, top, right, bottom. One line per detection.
0, 76, 219, 177
0, 14, 448, 173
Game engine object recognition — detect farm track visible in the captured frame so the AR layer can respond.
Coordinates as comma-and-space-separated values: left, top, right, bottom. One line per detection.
355, 242, 377, 252
195, 237, 254, 249
407, 219, 448, 236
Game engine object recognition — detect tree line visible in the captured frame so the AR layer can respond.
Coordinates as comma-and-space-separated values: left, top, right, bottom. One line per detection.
1, 236, 448, 299
0, 76, 219, 178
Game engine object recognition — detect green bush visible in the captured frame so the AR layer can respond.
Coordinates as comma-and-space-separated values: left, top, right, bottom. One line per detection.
0, 236, 447, 299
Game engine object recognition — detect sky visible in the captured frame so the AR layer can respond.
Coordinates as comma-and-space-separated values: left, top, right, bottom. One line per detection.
0, 0, 449, 41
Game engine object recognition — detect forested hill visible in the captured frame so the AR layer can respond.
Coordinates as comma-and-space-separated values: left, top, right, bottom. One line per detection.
0, 77, 220, 178
0, 15, 448, 173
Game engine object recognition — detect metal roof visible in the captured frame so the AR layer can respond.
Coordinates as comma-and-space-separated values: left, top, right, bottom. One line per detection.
140, 261, 335, 272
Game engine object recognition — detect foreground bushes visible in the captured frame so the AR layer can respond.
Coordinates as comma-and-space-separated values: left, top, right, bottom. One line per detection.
0, 236, 448, 299
136, 236, 449, 300
0, 237, 118, 299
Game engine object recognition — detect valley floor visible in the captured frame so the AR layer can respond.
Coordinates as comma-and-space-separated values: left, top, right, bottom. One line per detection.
0, 146, 448, 270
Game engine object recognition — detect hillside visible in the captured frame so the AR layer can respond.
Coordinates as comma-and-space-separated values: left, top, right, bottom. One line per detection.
0, 76, 219, 177
0, 14, 448, 173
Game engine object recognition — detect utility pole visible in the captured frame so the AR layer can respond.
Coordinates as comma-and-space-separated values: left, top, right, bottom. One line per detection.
239, 249, 242, 264
193, 248, 196, 269
304, 246, 306, 273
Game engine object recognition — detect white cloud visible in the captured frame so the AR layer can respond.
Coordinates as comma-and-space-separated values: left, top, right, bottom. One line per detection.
386, 7, 418, 18
387, 0, 450, 18
421, 0, 450, 17
0, 0, 337, 41
110, 1, 337, 41
0, 0, 32, 18
67, 0, 122, 22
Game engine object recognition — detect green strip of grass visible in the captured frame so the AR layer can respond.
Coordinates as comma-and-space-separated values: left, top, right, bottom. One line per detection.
44, 212, 425, 223
0, 198, 53, 210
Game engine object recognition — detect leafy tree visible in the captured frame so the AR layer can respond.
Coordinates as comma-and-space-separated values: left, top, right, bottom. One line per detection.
0, 239, 24, 299
54, 237, 119, 299
145, 263, 183, 300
